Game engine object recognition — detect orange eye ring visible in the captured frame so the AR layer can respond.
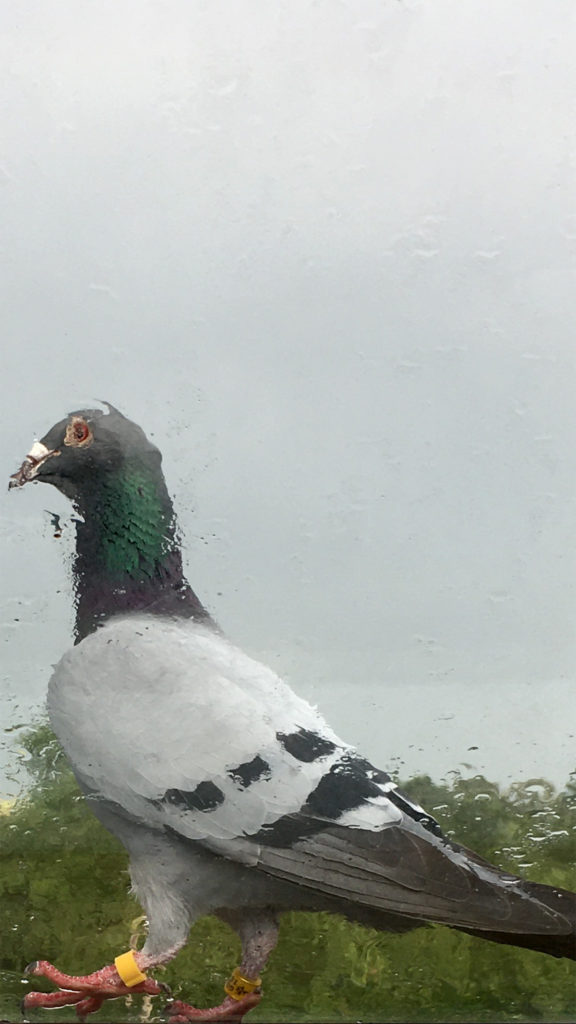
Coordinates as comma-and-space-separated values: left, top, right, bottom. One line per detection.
64, 417, 93, 448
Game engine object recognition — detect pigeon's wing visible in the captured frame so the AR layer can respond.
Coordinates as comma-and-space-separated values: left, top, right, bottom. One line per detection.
49, 615, 401, 841
48, 615, 572, 938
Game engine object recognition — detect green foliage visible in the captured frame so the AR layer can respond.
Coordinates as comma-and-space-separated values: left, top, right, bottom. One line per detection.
1, 725, 574, 1022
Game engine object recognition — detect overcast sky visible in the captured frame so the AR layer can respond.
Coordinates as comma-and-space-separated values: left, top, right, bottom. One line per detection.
1, 0, 575, 796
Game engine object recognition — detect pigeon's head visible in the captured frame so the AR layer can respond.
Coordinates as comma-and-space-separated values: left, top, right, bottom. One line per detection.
9, 403, 162, 502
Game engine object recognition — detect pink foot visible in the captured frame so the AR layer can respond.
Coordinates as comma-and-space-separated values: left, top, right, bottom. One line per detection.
167, 992, 261, 1022
22, 959, 163, 1019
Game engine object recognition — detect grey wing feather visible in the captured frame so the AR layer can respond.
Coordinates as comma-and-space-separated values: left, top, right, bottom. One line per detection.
243, 808, 573, 937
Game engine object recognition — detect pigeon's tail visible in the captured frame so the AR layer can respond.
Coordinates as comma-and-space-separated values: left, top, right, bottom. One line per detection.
453, 878, 576, 959
438, 838, 576, 960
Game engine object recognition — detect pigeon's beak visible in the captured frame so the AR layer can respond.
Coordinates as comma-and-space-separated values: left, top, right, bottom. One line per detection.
9, 442, 61, 489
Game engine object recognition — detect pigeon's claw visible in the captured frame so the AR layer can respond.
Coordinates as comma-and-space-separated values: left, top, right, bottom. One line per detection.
22, 989, 88, 1010
22, 959, 163, 1019
166, 992, 261, 1022
22, 991, 105, 1022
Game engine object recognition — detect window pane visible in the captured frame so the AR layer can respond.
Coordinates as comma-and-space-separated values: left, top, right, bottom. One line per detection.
2, 3, 575, 1022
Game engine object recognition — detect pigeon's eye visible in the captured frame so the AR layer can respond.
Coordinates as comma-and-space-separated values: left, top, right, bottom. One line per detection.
64, 417, 93, 448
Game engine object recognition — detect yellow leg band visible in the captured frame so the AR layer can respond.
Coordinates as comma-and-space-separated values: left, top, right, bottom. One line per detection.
224, 966, 262, 1001
114, 950, 147, 988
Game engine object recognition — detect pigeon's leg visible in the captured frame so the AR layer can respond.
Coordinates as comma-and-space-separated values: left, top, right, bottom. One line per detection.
23, 832, 193, 1018
167, 910, 279, 1023
22, 912, 277, 1023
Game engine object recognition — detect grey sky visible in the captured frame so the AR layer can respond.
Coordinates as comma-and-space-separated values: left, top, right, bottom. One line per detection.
1, 0, 575, 796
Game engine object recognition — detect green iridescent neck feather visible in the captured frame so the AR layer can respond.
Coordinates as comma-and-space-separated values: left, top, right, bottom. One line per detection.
92, 464, 173, 580
72, 459, 212, 641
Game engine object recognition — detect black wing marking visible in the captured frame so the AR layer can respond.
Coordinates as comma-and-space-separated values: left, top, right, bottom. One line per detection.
250, 753, 442, 848
277, 728, 337, 763
162, 782, 225, 813
228, 755, 272, 788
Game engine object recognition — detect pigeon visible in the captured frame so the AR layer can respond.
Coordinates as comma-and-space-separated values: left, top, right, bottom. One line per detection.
9, 403, 575, 1022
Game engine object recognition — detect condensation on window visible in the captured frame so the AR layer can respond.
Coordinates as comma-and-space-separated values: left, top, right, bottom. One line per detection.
1, 3, 575, 1022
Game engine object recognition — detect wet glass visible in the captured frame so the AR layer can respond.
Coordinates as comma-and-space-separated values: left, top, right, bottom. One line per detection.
1, 2, 575, 1022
